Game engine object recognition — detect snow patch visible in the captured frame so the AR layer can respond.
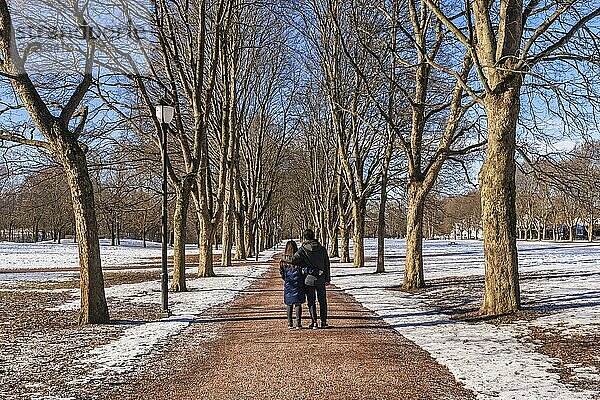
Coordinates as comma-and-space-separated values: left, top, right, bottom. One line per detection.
0, 239, 198, 274
76, 264, 270, 381
332, 239, 600, 400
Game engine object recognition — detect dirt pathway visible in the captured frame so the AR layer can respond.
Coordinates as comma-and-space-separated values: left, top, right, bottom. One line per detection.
122, 263, 475, 400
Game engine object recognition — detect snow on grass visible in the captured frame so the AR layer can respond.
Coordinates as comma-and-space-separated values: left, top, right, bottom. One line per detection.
332, 238, 600, 400
0, 239, 277, 383
0, 239, 277, 399
0, 239, 198, 274
76, 263, 270, 381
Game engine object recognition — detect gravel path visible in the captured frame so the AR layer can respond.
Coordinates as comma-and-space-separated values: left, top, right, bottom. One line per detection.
126, 263, 476, 400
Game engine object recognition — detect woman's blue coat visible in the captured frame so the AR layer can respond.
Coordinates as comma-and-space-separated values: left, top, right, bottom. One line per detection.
279, 260, 306, 305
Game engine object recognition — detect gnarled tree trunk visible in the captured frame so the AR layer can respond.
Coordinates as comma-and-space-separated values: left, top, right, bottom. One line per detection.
479, 85, 521, 316
58, 136, 109, 324
221, 148, 236, 267
234, 214, 246, 260
339, 221, 350, 263
244, 218, 254, 258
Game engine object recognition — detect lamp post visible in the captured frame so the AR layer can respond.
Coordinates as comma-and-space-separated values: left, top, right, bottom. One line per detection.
156, 98, 175, 314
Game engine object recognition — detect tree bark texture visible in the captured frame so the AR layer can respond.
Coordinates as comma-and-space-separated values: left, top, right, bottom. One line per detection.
233, 162, 246, 260
198, 217, 215, 277
403, 183, 426, 289
58, 137, 109, 324
479, 87, 521, 316
171, 179, 193, 292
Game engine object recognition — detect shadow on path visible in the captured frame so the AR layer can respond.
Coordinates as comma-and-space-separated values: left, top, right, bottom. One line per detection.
122, 264, 476, 400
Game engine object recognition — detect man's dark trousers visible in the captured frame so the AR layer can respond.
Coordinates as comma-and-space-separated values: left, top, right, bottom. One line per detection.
306, 284, 327, 324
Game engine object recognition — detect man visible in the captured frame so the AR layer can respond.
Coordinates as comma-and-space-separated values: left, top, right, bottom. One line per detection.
290, 229, 330, 329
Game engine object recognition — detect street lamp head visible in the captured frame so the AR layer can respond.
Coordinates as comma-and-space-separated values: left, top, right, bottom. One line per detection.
156, 97, 175, 125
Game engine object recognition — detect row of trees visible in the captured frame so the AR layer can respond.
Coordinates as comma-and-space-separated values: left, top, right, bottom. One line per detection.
1, 167, 73, 242
5, 144, 598, 246
0, 164, 165, 244
1, 1, 598, 323
286, 0, 599, 318
0, 0, 302, 323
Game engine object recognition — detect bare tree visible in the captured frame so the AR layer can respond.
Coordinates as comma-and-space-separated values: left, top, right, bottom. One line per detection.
327, 1, 482, 281
292, 0, 387, 268
0, 0, 108, 323
424, 0, 600, 314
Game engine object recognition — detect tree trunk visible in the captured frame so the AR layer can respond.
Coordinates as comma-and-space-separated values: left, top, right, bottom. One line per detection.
198, 217, 215, 277
234, 213, 246, 260
328, 228, 339, 258
339, 221, 350, 263
33, 221, 38, 243
243, 202, 255, 259
246, 219, 256, 258
569, 223, 574, 242
221, 169, 234, 266
337, 175, 350, 263
376, 181, 388, 273
60, 142, 109, 324
221, 207, 234, 266
110, 218, 116, 246
403, 183, 426, 289
171, 180, 192, 292
588, 215, 593, 242
376, 136, 394, 273
478, 87, 521, 316
258, 226, 265, 253
319, 222, 327, 248
351, 201, 365, 268
116, 220, 121, 246
232, 160, 246, 260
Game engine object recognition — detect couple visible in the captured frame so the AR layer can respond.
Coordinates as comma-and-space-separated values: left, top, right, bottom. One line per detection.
279, 229, 330, 330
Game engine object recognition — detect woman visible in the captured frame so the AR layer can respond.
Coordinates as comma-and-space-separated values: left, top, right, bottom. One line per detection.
279, 240, 305, 330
